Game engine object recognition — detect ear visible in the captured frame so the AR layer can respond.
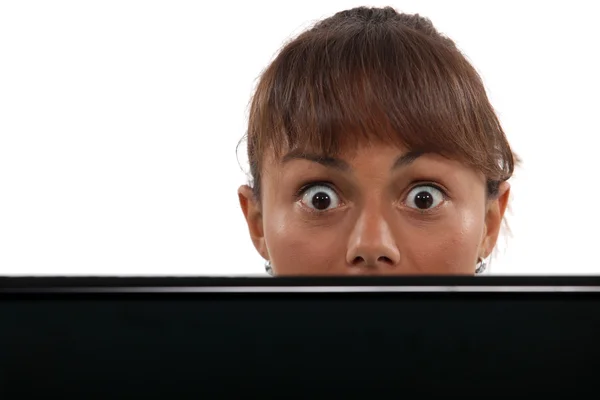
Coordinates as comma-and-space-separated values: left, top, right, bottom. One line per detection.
238, 185, 268, 260
481, 181, 511, 258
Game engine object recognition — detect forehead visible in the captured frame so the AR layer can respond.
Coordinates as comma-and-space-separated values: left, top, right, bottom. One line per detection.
257, 113, 477, 172
264, 140, 396, 167
266, 141, 470, 174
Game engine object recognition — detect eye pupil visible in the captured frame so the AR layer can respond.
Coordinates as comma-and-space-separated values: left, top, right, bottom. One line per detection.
311, 192, 331, 210
414, 191, 434, 209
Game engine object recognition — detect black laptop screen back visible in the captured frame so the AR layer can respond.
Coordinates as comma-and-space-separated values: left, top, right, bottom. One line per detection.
1, 277, 599, 396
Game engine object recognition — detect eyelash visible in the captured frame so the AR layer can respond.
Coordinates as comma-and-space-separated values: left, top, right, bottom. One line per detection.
401, 182, 449, 214
295, 181, 449, 203
295, 181, 337, 199
408, 182, 449, 198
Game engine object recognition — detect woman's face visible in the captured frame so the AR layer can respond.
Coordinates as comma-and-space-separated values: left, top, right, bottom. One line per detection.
239, 143, 510, 275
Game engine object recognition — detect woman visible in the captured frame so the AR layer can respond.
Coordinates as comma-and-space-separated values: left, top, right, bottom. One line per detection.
238, 6, 518, 276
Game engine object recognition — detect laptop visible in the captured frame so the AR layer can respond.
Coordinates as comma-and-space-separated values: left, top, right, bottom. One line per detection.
1, 276, 599, 396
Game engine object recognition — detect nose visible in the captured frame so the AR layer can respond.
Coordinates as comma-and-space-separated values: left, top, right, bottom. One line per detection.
346, 207, 401, 270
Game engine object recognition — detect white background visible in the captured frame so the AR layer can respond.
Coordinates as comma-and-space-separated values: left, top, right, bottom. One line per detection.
1, 0, 599, 276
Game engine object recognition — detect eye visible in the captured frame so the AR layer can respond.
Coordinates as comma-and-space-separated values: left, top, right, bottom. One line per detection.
299, 184, 341, 211
405, 185, 445, 210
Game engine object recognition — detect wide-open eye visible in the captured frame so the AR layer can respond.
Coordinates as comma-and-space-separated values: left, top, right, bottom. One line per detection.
405, 185, 445, 210
300, 184, 341, 211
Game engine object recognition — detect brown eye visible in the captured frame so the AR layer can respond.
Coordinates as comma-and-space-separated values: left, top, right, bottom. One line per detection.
300, 185, 341, 211
405, 185, 444, 210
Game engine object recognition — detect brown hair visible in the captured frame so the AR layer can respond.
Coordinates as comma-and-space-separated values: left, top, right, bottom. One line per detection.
243, 6, 519, 201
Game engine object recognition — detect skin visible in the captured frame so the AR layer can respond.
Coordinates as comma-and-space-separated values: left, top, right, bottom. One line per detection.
238, 143, 510, 276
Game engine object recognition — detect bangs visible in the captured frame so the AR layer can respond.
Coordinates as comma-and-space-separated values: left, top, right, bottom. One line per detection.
247, 14, 515, 193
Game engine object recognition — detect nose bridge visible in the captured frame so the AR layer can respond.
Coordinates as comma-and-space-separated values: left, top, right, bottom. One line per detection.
346, 196, 400, 267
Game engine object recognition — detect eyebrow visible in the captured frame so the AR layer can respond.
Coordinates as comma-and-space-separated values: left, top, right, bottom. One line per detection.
281, 150, 351, 171
391, 150, 424, 170
281, 149, 424, 172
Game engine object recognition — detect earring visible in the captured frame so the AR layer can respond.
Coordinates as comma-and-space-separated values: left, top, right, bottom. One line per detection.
475, 257, 487, 274
265, 260, 273, 276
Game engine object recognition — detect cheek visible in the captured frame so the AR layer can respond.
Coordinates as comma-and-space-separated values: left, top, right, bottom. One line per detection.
263, 210, 344, 274
407, 209, 484, 273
